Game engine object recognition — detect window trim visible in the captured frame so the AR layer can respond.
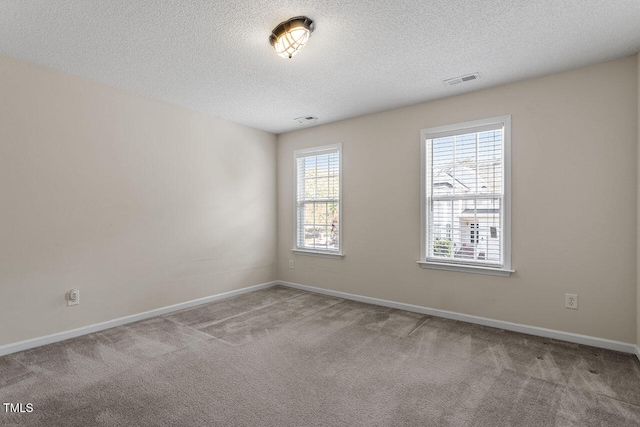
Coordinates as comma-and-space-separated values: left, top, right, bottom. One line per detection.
292, 143, 344, 257
419, 115, 513, 276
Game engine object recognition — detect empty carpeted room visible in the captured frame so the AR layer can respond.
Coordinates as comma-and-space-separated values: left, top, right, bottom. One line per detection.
2, 1, 640, 426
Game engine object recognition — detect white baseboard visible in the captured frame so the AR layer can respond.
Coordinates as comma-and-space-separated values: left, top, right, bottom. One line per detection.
0, 281, 278, 357
279, 280, 640, 358
3, 279, 639, 363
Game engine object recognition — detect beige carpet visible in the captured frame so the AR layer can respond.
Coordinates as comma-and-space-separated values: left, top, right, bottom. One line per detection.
1, 285, 640, 426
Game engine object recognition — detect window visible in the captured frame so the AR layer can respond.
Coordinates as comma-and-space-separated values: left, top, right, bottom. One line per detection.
419, 116, 512, 276
470, 223, 478, 244
293, 144, 343, 257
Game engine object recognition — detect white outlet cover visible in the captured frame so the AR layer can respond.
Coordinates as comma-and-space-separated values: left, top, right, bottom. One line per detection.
565, 293, 578, 309
67, 289, 80, 306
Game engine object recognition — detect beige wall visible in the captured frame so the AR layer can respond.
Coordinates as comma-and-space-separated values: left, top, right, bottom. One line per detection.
2, 53, 637, 349
0, 55, 277, 346
278, 55, 638, 344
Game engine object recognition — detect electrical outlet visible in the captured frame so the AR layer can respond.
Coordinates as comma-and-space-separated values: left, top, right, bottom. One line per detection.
67, 289, 80, 306
565, 293, 578, 309
289, 260, 294, 269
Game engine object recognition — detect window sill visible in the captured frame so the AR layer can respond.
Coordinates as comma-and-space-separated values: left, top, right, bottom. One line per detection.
292, 249, 345, 259
417, 261, 514, 277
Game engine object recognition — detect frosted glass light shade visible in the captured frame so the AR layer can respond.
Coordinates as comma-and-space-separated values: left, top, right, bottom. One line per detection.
269, 17, 315, 59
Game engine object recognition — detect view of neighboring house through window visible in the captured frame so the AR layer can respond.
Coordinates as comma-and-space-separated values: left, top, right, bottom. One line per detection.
294, 144, 342, 255
420, 116, 511, 274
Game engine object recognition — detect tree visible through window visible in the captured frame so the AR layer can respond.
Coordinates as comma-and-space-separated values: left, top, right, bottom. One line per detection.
294, 144, 342, 254
420, 116, 511, 274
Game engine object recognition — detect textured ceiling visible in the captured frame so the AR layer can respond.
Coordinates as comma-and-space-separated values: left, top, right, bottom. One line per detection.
1, 1, 639, 134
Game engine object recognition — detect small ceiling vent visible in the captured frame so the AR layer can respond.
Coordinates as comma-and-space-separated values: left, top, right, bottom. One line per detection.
294, 116, 318, 125
444, 72, 480, 86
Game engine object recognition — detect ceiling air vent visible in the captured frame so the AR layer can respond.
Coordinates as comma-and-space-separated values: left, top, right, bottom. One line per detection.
444, 72, 480, 86
294, 116, 318, 125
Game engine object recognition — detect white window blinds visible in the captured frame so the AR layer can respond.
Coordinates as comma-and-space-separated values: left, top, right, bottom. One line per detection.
294, 144, 341, 254
422, 116, 511, 272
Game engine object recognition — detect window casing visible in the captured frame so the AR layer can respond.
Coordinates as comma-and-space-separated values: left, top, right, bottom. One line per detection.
419, 116, 512, 276
293, 144, 343, 257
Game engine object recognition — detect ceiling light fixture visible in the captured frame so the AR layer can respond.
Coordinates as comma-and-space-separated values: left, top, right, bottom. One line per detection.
269, 16, 315, 59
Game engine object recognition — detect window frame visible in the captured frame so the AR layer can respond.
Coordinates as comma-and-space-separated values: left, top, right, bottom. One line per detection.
418, 115, 513, 276
292, 143, 344, 258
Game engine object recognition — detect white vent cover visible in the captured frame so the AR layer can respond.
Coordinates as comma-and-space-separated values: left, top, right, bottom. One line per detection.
294, 116, 318, 125
444, 72, 480, 86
